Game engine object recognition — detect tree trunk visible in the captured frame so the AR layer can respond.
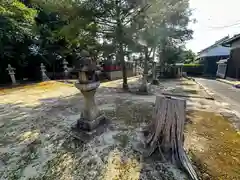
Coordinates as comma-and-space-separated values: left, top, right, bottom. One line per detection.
158, 39, 167, 66
151, 62, 159, 85
134, 59, 137, 75
138, 95, 198, 180
116, 0, 128, 90
53, 62, 55, 80
152, 62, 156, 79
139, 46, 149, 92
151, 48, 159, 85
119, 42, 128, 89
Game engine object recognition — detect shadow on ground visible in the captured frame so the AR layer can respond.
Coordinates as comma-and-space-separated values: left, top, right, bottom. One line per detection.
0, 87, 186, 180
1, 78, 239, 180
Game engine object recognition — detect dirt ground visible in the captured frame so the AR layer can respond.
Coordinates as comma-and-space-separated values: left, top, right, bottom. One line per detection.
0, 77, 240, 180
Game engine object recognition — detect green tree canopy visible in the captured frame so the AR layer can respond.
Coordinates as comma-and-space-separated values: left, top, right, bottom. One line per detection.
0, 0, 37, 60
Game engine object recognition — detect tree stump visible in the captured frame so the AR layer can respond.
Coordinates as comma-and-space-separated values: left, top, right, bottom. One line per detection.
136, 95, 198, 180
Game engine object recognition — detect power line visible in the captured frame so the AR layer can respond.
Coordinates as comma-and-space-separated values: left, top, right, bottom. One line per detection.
207, 20, 240, 29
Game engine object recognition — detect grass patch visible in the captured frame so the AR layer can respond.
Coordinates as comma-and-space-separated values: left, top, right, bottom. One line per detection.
0, 81, 73, 95
179, 83, 195, 86
40, 152, 75, 180
183, 89, 198, 94
185, 110, 240, 180
170, 88, 198, 95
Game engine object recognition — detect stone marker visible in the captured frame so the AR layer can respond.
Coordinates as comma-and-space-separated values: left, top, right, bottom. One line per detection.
6, 64, 17, 85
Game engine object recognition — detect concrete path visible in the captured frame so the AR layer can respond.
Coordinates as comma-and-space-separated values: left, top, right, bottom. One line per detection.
195, 78, 240, 115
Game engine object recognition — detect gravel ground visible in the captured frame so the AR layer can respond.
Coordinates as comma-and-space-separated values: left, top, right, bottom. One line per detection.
0, 78, 239, 180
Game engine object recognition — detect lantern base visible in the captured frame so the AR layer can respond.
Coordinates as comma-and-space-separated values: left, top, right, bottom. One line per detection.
71, 114, 109, 142
78, 114, 106, 131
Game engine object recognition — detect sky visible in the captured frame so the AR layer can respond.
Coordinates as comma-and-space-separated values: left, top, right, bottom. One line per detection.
186, 0, 240, 53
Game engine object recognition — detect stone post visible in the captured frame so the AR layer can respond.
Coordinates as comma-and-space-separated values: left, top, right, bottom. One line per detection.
71, 50, 107, 142
40, 63, 50, 81
6, 64, 16, 85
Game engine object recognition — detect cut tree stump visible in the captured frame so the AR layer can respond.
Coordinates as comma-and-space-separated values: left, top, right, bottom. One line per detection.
135, 95, 198, 180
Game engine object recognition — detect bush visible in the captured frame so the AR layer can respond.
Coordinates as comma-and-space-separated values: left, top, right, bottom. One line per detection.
183, 64, 202, 67
183, 64, 204, 76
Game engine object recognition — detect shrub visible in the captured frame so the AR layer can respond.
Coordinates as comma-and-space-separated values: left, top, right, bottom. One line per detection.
183, 64, 204, 76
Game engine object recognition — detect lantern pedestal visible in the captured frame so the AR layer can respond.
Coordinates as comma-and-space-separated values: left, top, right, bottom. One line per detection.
71, 81, 108, 142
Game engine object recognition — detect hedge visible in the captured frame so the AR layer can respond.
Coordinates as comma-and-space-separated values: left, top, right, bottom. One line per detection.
183, 64, 204, 75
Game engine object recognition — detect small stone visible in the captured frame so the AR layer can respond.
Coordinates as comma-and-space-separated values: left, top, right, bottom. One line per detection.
0, 122, 4, 128
202, 173, 210, 180
0, 159, 4, 167
220, 112, 234, 118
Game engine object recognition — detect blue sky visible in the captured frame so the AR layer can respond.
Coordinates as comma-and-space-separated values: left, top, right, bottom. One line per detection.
186, 0, 240, 53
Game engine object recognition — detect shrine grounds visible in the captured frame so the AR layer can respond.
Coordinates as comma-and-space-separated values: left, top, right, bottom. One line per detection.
0, 77, 240, 180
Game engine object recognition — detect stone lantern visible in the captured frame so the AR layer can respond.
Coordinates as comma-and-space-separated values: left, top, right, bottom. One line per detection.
6, 64, 16, 85
71, 50, 107, 142
40, 63, 50, 81
62, 59, 69, 81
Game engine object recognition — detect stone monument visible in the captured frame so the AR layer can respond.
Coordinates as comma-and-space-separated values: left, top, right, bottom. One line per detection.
6, 64, 16, 85
71, 50, 107, 142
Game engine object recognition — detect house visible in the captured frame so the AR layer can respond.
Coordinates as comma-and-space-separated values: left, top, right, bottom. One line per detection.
222, 34, 240, 80
197, 36, 230, 76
